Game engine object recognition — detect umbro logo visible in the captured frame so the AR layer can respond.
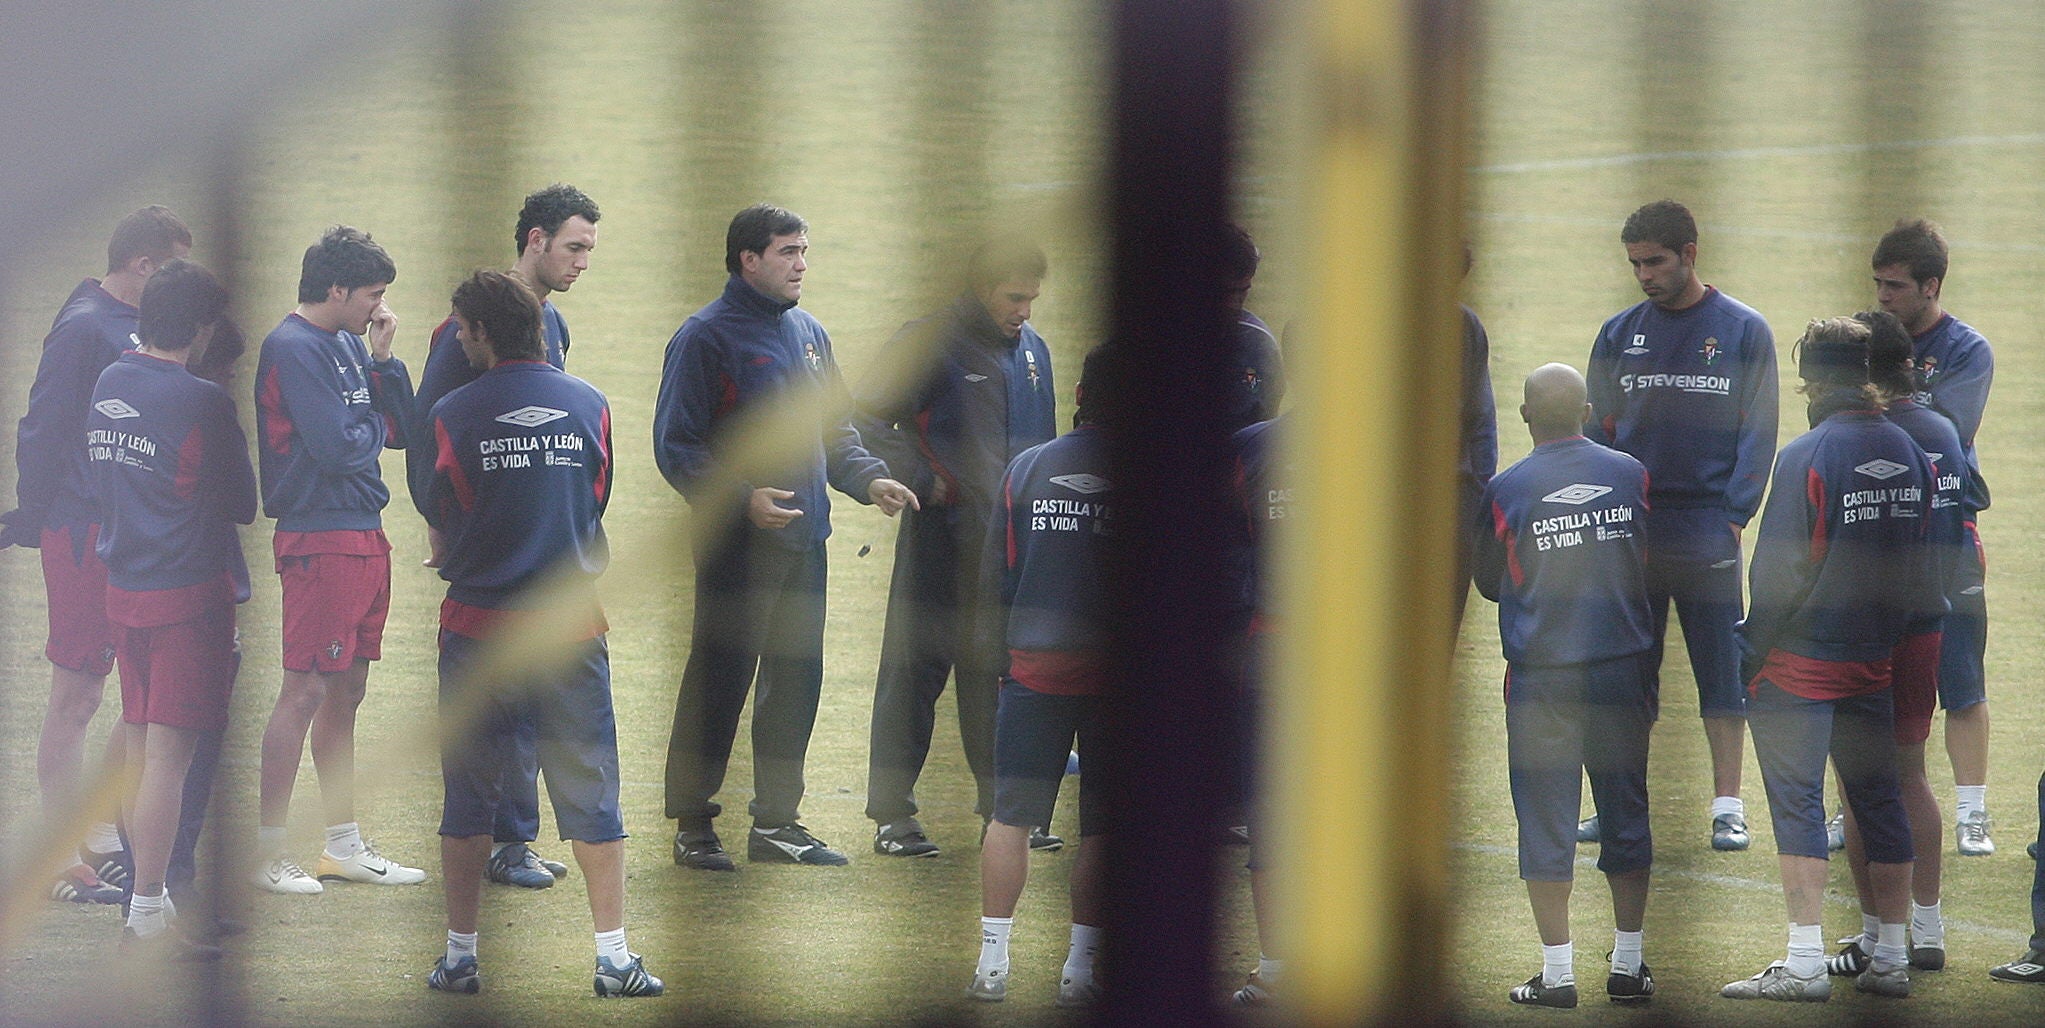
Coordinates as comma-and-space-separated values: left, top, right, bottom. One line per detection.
495, 406, 569, 427
1855, 459, 1909, 480
1623, 333, 1649, 356
1925, 451, 1944, 462
964, 373, 989, 383
1049, 473, 1110, 495
94, 399, 140, 419
1541, 484, 1612, 505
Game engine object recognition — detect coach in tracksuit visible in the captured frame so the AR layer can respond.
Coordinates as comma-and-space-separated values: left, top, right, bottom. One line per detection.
1586, 199, 1777, 851
1723, 317, 1940, 1003
88, 260, 254, 958
408, 185, 600, 890
654, 204, 916, 870
422, 270, 659, 998
856, 239, 1056, 857
1475, 363, 1656, 1009
969, 345, 1124, 1008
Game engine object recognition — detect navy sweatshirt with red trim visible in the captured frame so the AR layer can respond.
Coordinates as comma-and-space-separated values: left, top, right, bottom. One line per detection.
87, 351, 256, 593
426, 360, 611, 611
1474, 436, 1654, 668
852, 292, 1054, 513
983, 424, 1114, 690
1587, 287, 1778, 525
1739, 408, 1942, 665
12, 280, 140, 532
1230, 416, 1291, 629
652, 275, 888, 549
1909, 313, 1992, 513
1886, 398, 1969, 625
255, 313, 412, 532
407, 301, 568, 520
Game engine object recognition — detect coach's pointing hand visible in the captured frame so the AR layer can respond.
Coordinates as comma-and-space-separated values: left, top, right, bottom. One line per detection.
748, 487, 805, 530
868, 477, 919, 517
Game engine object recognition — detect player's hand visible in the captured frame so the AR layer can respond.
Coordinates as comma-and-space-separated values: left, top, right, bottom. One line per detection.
869, 477, 919, 517
0, 509, 41, 549
748, 487, 804, 530
367, 302, 398, 361
423, 525, 446, 568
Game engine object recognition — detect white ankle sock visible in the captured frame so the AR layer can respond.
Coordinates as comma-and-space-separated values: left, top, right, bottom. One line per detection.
1611, 930, 1643, 974
977, 917, 1013, 977
1873, 922, 1908, 970
258, 825, 288, 860
1785, 923, 1825, 978
1257, 955, 1283, 982
1911, 902, 1944, 943
324, 822, 364, 860
1956, 785, 1987, 821
1711, 795, 1744, 819
1062, 923, 1100, 984
128, 889, 168, 937
595, 927, 630, 965
1860, 911, 1881, 950
446, 930, 478, 964
1542, 941, 1574, 987
85, 821, 123, 854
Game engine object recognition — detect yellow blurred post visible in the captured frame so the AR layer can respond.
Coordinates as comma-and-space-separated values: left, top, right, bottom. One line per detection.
1273, 0, 1474, 1020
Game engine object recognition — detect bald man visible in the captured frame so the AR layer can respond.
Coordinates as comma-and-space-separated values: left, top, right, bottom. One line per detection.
1474, 363, 1658, 1008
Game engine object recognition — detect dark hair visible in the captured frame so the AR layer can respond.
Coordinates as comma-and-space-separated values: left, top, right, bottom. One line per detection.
107, 205, 192, 273
451, 270, 544, 363
1220, 223, 1261, 282
1855, 308, 1916, 398
1620, 199, 1698, 252
1075, 344, 1132, 427
725, 204, 807, 276
1871, 218, 1948, 285
296, 226, 396, 304
188, 316, 246, 387
138, 259, 230, 352
967, 236, 1048, 292
514, 183, 601, 256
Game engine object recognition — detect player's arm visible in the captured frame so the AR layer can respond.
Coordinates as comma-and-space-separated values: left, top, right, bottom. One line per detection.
847, 321, 929, 495
652, 320, 741, 503
201, 389, 259, 526
273, 340, 392, 475
1738, 454, 1817, 660
972, 459, 1025, 679
425, 405, 474, 536
1582, 321, 1621, 446
406, 317, 468, 521
815, 330, 893, 503
1460, 307, 1498, 486
1931, 339, 1993, 449
593, 396, 614, 517
1470, 484, 1508, 604
5, 321, 100, 543
1724, 321, 1780, 526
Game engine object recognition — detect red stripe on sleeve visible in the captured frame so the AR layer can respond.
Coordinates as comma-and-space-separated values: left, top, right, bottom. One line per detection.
435, 417, 474, 513
259, 365, 293, 455
173, 425, 204, 500
595, 406, 613, 506
1806, 467, 1828, 561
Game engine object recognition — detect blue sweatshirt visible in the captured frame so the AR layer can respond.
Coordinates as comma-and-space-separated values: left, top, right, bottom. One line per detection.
1910, 313, 1992, 514
1224, 309, 1287, 431
1460, 305, 1499, 496
1230, 416, 1291, 627
1739, 408, 1942, 665
1587, 287, 1778, 526
427, 360, 611, 612
1474, 436, 1654, 668
254, 313, 412, 533
986, 424, 1115, 663
87, 351, 256, 594
408, 302, 568, 520
12, 280, 140, 532
853, 292, 1055, 516
652, 275, 888, 549
1885, 398, 1969, 627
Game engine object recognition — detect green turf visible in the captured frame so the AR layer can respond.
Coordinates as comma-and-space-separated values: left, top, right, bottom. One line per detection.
5, 0, 2045, 1023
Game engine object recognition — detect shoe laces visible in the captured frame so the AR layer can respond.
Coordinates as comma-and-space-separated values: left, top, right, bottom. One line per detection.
1960, 814, 1992, 840
276, 858, 315, 880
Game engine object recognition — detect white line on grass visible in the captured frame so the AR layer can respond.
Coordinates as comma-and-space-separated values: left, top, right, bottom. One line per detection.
1474, 132, 2045, 176
1456, 840, 2031, 946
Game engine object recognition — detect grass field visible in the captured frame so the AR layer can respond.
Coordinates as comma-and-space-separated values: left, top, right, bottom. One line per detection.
4, 0, 2045, 1024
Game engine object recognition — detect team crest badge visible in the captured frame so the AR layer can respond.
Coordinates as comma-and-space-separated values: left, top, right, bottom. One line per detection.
1918, 354, 1939, 385
1025, 348, 1041, 390
326, 640, 345, 661
1243, 367, 1261, 393
803, 341, 822, 370
1699, 337, 1721, 365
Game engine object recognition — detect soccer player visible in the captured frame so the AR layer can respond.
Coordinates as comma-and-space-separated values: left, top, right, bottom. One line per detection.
5, 205, 190, 905
1986, 777, 2045, 983
422, 270, 660, 998
969, 345, 1123, 1008
654, 204, 916, 870
1219, 224, 1286, 431
408, 184, 601, 890
251, 226, 424, 893
1721, 317, 1939, 1003
1474, 363, 1657, 1009
855, 237, 1058, 858
1872, 218, 1998, 856
87, 259, 255, 959
1585, 199, 1777, 851
1824, 309, 1964, 979
1454, 242, 1499, 623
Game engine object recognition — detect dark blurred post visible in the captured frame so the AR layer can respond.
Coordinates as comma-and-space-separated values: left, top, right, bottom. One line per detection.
1096, 0, 1239, 1025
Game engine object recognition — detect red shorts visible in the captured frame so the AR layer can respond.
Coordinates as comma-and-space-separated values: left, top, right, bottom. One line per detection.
1890, 632, 1940, 746
41, 524, 115, 675
112, 585, 237, 731
277, 534, 391, 673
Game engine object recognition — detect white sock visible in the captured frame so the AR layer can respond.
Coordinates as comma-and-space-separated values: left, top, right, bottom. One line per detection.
128, 889, 168, 938
258, 825, 288, 860
1711, 795, 1745, 819
490, 843, 510, 859
1541, 941, 1573, 987
595, 927, 630, 965
85, 821, 123, 854
1611, 929, 1643, 974
1256, 955, 1283, 982
1859, 911, 1880, 950
1873, 922, 1908, 970
1062, 923, 1101, 985
977, 917, 1013, 978
1911, 902, 1944, 945
324, 822, 365, 860
1785, 923, 1825, 978
446, 930, 478, 964
1956, 785, 1987, 821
